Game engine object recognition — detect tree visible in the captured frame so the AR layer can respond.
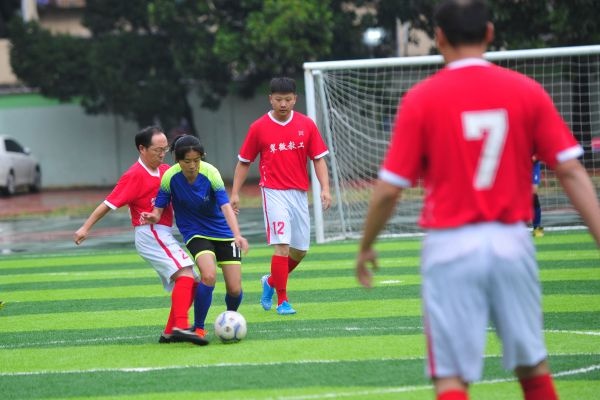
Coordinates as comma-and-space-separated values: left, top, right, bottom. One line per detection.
0, 0, 19, 38
373, 1, 600, 55
8, 0, 337, 133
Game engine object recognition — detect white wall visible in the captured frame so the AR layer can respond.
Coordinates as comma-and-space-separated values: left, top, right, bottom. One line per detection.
0, 103, 138, 187
0, 90, 308, 189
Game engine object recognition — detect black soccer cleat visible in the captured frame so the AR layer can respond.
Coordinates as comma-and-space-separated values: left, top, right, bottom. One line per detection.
158, 333, 173, 344
171, 327, 209, 346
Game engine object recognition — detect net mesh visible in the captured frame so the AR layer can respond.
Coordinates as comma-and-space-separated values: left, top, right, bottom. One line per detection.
307, 47, 600, 241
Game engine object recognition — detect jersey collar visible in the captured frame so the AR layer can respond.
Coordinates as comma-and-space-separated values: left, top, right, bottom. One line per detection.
446, 57, 491, 70
268, 110, 294, 126
138, 157, 161, 177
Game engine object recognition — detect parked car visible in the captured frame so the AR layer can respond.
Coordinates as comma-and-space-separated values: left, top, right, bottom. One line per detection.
0, 135, 41, 196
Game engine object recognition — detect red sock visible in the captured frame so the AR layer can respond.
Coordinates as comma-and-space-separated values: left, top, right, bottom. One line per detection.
520, 374, 558, 400
164, 308, 175, 334
165, 280, 197, 333
438, 389, 468, 400
170, 275, 195, 330
288, 257, 300, 273
269, 255, 289, 305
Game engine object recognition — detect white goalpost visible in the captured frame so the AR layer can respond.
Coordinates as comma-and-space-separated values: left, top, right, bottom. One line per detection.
305, 45, 600, 243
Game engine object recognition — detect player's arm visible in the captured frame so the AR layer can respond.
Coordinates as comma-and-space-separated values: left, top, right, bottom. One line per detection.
140, 207, 164, 225
555, 158, 600, 246
230, 161, 251, 213
74, 203, 111, 245
313, 157, 331, 210
221, 203, 249, 254
356, 179, 403, 287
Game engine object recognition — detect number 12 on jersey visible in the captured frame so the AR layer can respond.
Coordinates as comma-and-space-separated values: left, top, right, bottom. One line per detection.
462, 109, 508, 190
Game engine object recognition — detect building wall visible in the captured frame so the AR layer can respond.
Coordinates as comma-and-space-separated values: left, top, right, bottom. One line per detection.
0, 40, 17, 85
0, 91, 308, 188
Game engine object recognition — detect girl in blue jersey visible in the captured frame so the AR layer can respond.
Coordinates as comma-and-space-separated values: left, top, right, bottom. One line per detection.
142, 135, 249, 341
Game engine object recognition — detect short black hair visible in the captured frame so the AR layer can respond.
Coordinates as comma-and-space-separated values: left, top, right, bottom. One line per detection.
434, 0, 490, 46
135, 125, 164, 150
172, 134, 205, 161
270, 77, 296, 94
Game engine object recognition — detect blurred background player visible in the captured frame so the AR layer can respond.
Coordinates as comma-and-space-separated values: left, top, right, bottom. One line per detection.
142, 135, 248, 340
74, 126, 205, 345
355, 1, 600, 400
532, 156, 544, 237
230, 77, 331, 315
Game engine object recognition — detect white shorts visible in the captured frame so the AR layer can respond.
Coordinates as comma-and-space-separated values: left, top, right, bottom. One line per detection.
421, 222, 547, 383
134, 224, 196, 292
261, 188, 310, 251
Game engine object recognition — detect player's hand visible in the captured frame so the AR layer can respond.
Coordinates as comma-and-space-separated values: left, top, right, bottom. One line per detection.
230, 194, 240, 214
74, 228, 87, 245
140, 211, 158, 224
321, 190, 332, 210
234, 235, 249, 255
355, 247, 378, 288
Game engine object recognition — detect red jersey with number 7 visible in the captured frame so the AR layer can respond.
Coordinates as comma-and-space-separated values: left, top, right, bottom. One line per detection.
238, 111, 329, 191
380, 58, 583, 228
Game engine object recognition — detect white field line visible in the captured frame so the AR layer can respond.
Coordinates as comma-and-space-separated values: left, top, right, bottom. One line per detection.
0, 358, 407, 377
276, 364, 600, 400
0, 356, 598, 379
1, 326, 598, 350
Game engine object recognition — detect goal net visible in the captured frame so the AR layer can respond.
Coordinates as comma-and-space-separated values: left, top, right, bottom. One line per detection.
304, 45, 600, 243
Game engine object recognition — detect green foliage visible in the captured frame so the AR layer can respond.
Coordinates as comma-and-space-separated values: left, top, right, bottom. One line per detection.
9, 20, 90, 101
375, 0, 600, 53
7, 0, 339, 127
0, 0, 19, 38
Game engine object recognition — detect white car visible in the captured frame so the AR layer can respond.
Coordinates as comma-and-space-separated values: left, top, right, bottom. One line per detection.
0, 135, 41, 195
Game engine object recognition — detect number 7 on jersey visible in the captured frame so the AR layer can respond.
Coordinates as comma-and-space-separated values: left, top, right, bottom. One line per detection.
462, 109, 508, 190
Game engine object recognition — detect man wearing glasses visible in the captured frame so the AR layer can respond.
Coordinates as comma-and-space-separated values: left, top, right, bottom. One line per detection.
74, 125, 207, 345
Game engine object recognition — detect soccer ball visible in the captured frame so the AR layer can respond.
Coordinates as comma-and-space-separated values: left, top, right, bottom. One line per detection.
214, 310, 247, 343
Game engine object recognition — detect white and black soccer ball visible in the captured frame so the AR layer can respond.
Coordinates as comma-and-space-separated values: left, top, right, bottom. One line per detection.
214, 311, 247, 343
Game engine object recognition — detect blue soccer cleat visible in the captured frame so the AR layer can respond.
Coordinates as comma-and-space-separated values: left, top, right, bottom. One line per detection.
276, 301, 296, 315
260, 274, 274, 310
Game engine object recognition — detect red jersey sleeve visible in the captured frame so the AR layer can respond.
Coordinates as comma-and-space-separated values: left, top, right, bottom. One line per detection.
381, 91, 426, 187
238, 122, 261, 163
531, 86, 582, 168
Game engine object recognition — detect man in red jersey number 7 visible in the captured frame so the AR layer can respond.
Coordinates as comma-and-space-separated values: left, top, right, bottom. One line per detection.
231, 77, 331, 315
355, 1, 600, 400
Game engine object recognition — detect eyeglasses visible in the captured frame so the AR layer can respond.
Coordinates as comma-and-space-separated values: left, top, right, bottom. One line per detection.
148, 146, 170, 154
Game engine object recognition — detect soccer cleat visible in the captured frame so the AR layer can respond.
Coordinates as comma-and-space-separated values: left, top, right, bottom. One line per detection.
171, 327, 209, 346
533, 227, 544, 237
158, 333, 173, 344
276, 301, 297, 315
260, 274, 274, 310
193, 327, 207, 339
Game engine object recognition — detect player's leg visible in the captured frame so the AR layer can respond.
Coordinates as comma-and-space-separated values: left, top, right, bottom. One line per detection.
532, 187, 543, 237
532, 161, 544, 237
422, 224, 494, 399
187, 237, 218, 339
270, 189, 310, 314
516, 361, 557, 400
162, 277, 197, 343
216, 240, 243, 311
288, 248, 306, 273
288, 189, 310, 274
488, 224, 557, 399
168, 268, 196, 339
261, 188, 293, 312
271, 244, 296, 314
134, 225, 201, 344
